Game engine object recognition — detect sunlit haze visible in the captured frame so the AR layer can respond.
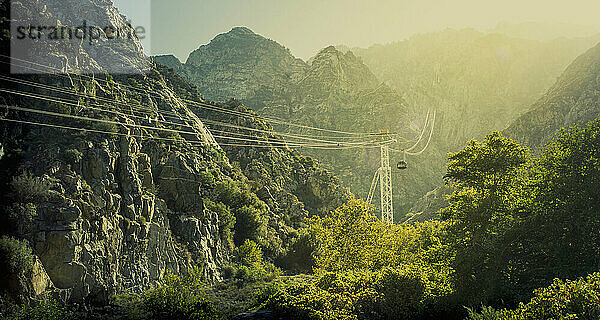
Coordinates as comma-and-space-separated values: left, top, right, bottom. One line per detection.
116, 0, 600, 61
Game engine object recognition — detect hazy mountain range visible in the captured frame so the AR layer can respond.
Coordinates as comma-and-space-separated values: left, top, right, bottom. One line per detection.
154, 25, 600, 219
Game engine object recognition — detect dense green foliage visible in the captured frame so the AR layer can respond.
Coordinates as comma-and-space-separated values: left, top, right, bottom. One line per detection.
9, 299, 71, 320
261, 119, 600, 319
215, 179, 268, 247
468, 273, 600, 320
262, 200, 454, 319
237, 239, 263, 267
10, 172, 51, 203
442, 132, 532, 306
443, 121, 600, 309
278, 230, 318, 273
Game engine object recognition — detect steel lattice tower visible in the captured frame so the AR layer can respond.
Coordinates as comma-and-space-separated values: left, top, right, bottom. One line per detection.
379, 145, 393, 224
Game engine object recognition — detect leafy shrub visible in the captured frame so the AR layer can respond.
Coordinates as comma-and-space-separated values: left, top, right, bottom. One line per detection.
309, 199, 452, 274
204, 199, 235, 250
215, 179, 267, 246
0, 236, 34, 276
468, 272, 600, 320
117, 269, 221, 320
265, 266, 452, 320
11, 299, 71, 320
233, 206, 266, 246
278, 231, 317, 273
10, 172, 51, 203
262, 200, 454, 319
237, 239, 262, 266
265, 270, 380, 320
232, 241, 280, 283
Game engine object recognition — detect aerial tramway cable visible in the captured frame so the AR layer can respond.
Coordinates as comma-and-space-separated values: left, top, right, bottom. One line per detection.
0, 84, 381, 147
0, 55, 396, 138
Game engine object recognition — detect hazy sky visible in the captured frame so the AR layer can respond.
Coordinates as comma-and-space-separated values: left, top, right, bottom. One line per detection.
114, 0, 600, 62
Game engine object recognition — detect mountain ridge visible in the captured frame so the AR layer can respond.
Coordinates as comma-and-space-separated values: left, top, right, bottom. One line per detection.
505, 41, 600, 147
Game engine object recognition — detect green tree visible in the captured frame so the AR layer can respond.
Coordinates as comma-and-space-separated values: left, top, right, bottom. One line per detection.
512, 119, 600, 292
442, 132, 532, 306
215, 179, 268, 246
0, 236, 34, 276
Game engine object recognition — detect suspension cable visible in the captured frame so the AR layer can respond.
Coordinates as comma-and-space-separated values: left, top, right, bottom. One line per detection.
0, 72, 387, 145
1, 55, 395, 137
0, 86, 379, 146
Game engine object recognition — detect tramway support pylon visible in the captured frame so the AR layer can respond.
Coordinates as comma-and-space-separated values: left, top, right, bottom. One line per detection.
379, 145, 393, 224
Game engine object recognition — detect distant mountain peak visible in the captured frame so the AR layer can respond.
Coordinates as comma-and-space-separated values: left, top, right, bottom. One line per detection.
309, 45, 361, 65
182, 27, 307, 102
229, 26, 256, 35
152, 54, 183, 71
300, 44, 379, 95
319, 45, 339, 54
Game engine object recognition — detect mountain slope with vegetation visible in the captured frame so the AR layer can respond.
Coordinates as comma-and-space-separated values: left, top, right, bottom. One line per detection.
0, 0, 350, 316
505, 41, 600, 147
157, 30, 436, 218
350, 29, 600, 221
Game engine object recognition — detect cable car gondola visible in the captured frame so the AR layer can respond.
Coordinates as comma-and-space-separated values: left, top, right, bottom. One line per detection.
397, 160, 408, 170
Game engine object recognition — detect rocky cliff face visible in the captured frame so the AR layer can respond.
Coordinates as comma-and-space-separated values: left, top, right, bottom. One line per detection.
0, 1, 350, 306
10, 0, 151, 74
505, 42, 600, 148
296, 46, 379, 99
0, 69, 228, 305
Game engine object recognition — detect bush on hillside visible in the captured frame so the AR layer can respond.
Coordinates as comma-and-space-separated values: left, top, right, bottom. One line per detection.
0, 236, 34, 276
116, 269, 221, 320
10, 172, 51, 203
11, 299, 71, 320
